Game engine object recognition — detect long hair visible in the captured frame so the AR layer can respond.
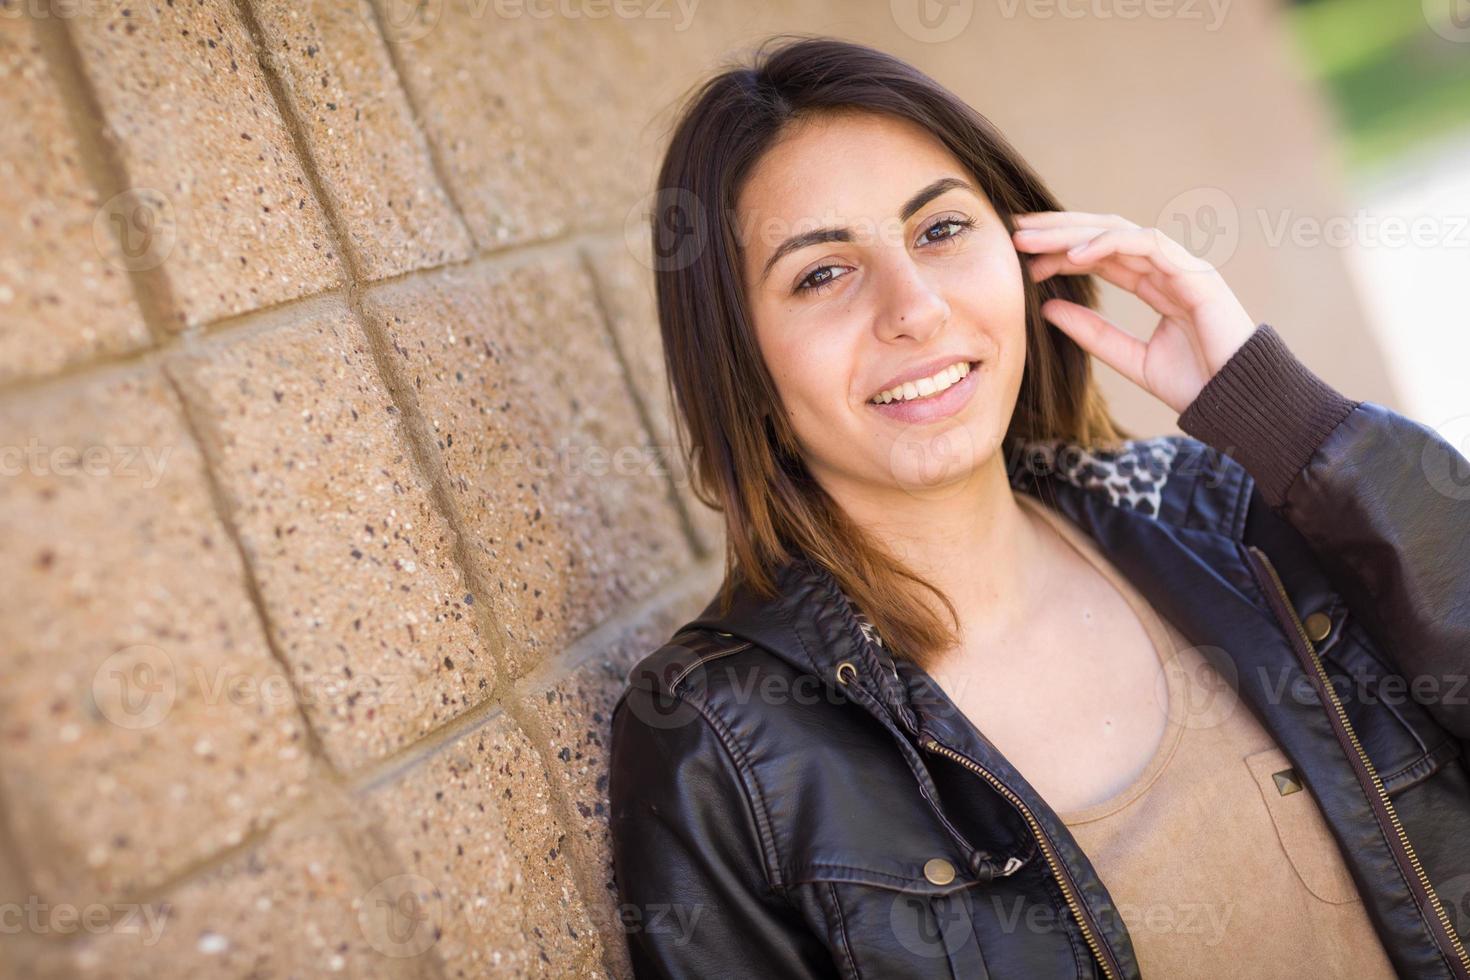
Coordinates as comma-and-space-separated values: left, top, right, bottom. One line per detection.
649, 34, 1132, 670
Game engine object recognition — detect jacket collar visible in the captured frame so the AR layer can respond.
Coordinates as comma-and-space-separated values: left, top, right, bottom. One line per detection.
683, 434, 1255, 701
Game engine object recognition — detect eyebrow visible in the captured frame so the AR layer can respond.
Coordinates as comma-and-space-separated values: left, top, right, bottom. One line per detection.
756, 176, 977, 286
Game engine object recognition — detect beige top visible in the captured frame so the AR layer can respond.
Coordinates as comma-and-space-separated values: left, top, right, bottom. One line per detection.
1015, 491, 1396, 979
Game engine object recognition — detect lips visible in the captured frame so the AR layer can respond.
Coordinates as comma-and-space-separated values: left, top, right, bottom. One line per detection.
868, 354, 981, 403
867, 359, 982, 425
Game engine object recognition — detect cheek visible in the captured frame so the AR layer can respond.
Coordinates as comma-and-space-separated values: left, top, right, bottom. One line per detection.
775, 336, 852, 424
959, 239, 1025, 313
924, 251, 1022, 354
753, 319, 837, 426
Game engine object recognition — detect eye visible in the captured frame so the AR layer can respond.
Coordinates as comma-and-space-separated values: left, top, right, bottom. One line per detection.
791, 215, 975, 297
794, 263, 849, 296
918, 214, 975, 246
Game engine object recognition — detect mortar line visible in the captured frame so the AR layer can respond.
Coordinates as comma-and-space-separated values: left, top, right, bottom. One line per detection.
23, 552, 720, 950
226, 9, 635, 969
0, 288, 350, 406
20, 0, 355, 917
0, 763, 35, 923
29, 2, 181, 344
513, 553, 724, 697
231, 0, 518, 680
11, 8, 692, 972
44, 0, 351, 785
160, 369, 343, 777
33, 786, 420, 948
231, 0, 494, 758
498, 695, 632, 979
0, 226, 608, 404
578, 245, 711, 563
359, 0, 479, 249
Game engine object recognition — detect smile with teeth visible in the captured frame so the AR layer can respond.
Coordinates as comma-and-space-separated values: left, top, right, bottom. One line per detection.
869, 360, 974, 405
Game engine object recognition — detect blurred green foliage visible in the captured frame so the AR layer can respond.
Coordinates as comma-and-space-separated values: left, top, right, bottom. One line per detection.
1285, 0, 1470, 171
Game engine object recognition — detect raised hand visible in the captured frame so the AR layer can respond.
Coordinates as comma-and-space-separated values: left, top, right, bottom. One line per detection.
1011, 211, 1259, 415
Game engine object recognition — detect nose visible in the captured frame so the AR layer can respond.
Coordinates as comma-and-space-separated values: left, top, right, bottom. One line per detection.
874, 253, 950, 344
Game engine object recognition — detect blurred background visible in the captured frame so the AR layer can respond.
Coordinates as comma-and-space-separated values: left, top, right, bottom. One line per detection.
1282, 0, 1470, 434
1, 1, 1466, 977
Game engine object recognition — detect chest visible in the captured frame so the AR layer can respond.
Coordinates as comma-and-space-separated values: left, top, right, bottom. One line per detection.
930, 562, 1173, 815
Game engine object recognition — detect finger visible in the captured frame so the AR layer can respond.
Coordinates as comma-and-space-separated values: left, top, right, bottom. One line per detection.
1012, 211, 1137, 230
1134, 272, 1188, 319
1026, 248, 1152, 284
1039, 298, 1148, 389
1017, 235, 1152, 277
1028, 253, 1188, 320
1012, 224, 1114, 253
1065, 225, 1214, 280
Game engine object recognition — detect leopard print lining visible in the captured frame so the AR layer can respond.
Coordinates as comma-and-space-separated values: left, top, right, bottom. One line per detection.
1010, 436, 1178, 518
853, 437, 1180, 652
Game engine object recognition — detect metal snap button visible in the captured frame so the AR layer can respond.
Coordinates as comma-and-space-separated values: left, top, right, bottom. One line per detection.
924, 857, 956, 885
835, 661, 857, 685
1303, 611, 1331, 643
1272, 767, 1304, 796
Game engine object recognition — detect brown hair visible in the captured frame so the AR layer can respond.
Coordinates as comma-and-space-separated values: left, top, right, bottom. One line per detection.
649, 34, 1131, 670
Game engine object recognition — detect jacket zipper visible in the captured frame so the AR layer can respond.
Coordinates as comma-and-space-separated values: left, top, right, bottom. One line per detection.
919, 733, 1123, 980
1246, 544, 1470, 979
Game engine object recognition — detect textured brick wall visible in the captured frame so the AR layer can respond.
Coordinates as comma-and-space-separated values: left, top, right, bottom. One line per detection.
0, 1, 744, 976
0, 0, 1382, 975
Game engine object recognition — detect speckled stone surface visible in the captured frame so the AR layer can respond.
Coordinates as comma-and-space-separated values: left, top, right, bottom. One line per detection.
0, 368, 312, 907
168, 302, 496, 773
582, 234, 724, 554
0, 15, 150, 385
251, 0, 474, 281
67, 2, 343, 329
362, 256, 693, 678
380, 1, 739, 250
61, 813, 432, 979
0, 935, 74, 980
521, 558, 723, 979
365, 712, 607, 977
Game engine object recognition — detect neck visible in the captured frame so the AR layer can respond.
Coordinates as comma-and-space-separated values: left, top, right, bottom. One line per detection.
819, 447, 1055, 657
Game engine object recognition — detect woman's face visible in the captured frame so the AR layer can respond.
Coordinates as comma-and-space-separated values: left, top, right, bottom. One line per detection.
736, 110, 1028, 502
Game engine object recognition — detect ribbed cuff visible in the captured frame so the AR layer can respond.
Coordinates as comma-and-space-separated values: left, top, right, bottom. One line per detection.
1176, 322, 1359, 508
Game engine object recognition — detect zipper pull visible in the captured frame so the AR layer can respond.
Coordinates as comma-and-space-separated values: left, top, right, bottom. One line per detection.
969, 851, 1028, 882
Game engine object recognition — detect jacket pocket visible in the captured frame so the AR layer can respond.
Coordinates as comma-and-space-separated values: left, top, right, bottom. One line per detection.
1243, 746, 1362, 905
1318, 606, 1463, 795
803, 865, 999, 980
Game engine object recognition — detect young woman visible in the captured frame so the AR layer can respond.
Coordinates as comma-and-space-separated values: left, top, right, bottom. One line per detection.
608, 35, 1470, 980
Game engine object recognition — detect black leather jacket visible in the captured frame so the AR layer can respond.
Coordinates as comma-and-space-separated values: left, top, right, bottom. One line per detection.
608, 324, 1470, 979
